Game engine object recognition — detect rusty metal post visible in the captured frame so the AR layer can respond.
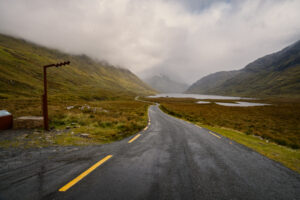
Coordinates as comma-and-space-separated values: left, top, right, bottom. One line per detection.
42, 61, 70, 131
43, 66, 49, 130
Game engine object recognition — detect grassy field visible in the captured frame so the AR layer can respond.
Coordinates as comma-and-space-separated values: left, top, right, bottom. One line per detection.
0, 97, 151, 148
144, 97, 300, 173
146, 97, 300, 149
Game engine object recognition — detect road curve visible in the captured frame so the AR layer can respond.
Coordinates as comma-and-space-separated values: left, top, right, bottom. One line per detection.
0, 105, 299, 200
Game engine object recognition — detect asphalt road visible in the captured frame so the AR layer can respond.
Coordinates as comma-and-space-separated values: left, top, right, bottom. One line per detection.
0, 105, 299, 200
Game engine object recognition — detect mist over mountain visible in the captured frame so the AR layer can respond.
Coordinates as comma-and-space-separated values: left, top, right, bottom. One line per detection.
186, 40, 300, 97
0, 34, 155, 99
1, 0, 300, 83
144, 74, 188, 93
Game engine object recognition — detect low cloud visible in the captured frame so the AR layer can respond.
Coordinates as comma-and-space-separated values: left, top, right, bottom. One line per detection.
0, 0, 299, 83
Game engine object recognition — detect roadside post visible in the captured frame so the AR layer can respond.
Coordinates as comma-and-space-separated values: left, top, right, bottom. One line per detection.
42, 61, 70, 130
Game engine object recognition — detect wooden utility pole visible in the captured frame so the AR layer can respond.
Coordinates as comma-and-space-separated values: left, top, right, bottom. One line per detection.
43, 61, 70, 130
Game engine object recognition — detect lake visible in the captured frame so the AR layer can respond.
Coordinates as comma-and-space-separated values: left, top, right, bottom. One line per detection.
149, 93, 270, 107
148, 93, 252, 100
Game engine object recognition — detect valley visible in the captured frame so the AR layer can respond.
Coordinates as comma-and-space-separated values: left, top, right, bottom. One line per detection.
1, 1, 300, 199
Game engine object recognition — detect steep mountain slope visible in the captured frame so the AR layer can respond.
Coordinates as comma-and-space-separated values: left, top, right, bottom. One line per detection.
0, 34, 155, 99
186, 40, 300, 97
186, 71, 240, 94
144, 74, 188, 93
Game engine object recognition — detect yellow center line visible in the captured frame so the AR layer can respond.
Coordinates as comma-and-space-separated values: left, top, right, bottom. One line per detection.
208, 131, 221, 139
128, 134, 141, 143
59, 155, 113, 192
144, 126, 148, 131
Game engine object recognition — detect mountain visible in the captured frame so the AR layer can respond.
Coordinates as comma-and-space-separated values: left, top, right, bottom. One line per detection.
186, 40, 300, 97
186, 71, 240, 94
144, 74, 188, 93
0, 34, 155, 100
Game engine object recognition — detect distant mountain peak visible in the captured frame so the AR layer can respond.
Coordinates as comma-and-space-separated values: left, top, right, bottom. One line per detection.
144, 74, 189, 93
186, 40, 300, 97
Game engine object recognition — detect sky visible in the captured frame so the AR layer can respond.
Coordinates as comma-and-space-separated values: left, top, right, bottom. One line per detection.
0, 0, 300, 84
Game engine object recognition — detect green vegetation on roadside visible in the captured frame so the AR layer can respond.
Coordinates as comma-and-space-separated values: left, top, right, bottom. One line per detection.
0, 98, 151, 148
199, 125, 300, 173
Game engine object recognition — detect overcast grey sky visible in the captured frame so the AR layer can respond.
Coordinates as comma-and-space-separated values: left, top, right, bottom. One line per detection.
0, 0, 300, 83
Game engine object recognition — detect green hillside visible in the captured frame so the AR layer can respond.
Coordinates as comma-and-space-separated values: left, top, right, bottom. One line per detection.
186, 71, 240, 94
186, 40, 300, 97
0, 34, 155, 100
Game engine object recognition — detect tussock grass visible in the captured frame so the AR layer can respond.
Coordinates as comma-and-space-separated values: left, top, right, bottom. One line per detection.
151, 97, 300, 149
0, 98, 151, 148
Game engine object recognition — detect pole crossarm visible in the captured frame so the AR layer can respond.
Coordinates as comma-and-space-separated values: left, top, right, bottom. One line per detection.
44, 61, 70, 68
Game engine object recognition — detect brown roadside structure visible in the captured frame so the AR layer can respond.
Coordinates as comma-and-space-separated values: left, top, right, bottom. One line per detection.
0, 110, 13, 130
42, 61, 70, 130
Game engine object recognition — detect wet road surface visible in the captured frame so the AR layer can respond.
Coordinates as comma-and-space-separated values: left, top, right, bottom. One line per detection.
0, 105, 299, 200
